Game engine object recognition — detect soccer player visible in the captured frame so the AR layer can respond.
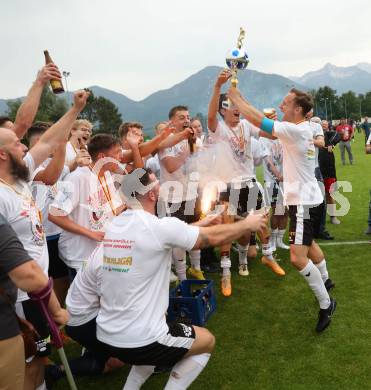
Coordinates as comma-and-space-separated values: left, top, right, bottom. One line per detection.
208, 70, 285, 296
30, 122, 92, 304
65, 119, 93, 166
0, 89, 89, 389
96, 169, 267, 389
158, 105, 204, 281
227, 86, 336, 332
260, 137, 289, 250
49, 134, 125, 279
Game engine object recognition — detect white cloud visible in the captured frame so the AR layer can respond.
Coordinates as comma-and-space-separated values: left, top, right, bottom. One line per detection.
2, 0, 371, 100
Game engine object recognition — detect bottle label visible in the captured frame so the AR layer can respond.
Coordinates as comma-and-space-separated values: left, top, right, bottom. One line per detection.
50, 79, 64, 91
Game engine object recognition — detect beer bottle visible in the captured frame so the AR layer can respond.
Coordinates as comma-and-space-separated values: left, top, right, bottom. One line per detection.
43, 50, 64, 94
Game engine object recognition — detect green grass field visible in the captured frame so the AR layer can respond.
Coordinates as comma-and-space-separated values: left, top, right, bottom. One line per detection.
54, 134, 371, 390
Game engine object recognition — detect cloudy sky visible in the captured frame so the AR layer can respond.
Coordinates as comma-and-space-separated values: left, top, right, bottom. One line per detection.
2, 0, 370, 100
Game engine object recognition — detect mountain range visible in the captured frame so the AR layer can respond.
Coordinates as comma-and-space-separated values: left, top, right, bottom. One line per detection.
291, 63, 371, 94
1, 62, 371, 134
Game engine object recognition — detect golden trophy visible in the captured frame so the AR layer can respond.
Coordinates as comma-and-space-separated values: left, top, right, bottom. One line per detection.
225, 27, 249, 105
225, 27, 249, 151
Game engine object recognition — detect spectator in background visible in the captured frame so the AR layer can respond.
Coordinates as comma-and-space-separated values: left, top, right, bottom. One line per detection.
319, 120, 342, 225
336, 119, 354, 165
361, 117, 370, 144
309, 116, 334, 240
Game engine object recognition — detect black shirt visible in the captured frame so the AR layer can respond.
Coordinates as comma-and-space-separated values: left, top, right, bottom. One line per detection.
319, 131, 339, 179
0, 214, 32, 340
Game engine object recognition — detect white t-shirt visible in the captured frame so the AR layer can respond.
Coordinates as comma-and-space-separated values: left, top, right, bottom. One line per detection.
273, 121, 323, 206
31, 158, 71, 237
145, 154, 161, 179
159, 139, 195, 203
0, 154, 48, 302
66, 244, 103, 327
251, 137, 267, 176
211, 119, 260, 181
24, 152, 36, 176
309, 121, 324, 169
65, 141, 77, 166
260, 138, 283, 183
51, 166, 115, 270
97, 209, 199, 348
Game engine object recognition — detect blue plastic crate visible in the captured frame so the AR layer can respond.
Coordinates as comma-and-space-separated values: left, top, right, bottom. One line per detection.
168, 279, 216, 326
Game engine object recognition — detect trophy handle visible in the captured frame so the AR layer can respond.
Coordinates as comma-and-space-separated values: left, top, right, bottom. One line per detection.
236, 27, 246, 49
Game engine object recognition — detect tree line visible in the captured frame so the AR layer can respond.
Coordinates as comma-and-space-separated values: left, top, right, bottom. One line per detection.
6, 88, 122, 135
311, 86, 371, 122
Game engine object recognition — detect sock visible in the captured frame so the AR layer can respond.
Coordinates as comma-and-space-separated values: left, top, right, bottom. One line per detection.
299, 260, 330, 309
36, 382, 47, 390
220, 256, 231, 276
189, 250, 201, 271
262, 243, 274, 261
237, 243, 248, 265
270, 228, 278, 246
277, 229, 286, 241
315, 259, 329, 283
173, 248, 187, 281
327, 203, 337, 217
123, 365, 155, 390
164, 353, 211, 390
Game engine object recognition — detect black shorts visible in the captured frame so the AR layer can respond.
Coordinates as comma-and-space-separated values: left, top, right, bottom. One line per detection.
47, 235, 69, 279
21, 300, 51, 358
166, 199, 201, 223
101, 322, 195, 368
65, 318, 111, 368
249, 232, 256, 246
288, 205, 316, 246
219, 179, 263, 216
265, 181, 281, 207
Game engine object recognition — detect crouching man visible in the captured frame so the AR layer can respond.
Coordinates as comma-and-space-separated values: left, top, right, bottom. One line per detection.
96, 169, 267, 389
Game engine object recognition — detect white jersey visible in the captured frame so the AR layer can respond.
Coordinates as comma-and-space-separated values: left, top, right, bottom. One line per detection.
66, 244, 103, 327
50, 167, 115, 270
251, 137, 267, 177
260, 138, 283, 183
96, 209, 199, 348
31, 158, 70, 237
159, 139, 195, 203
273, 121, 323, 206
0, 153, 48, 302
65, 141, 77, 166
309, 121, 324, 169
145, 154, 161, 179
211, 119, 260, 181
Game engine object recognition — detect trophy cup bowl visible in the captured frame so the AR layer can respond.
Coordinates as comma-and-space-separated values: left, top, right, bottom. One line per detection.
226, 47, 249, 70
